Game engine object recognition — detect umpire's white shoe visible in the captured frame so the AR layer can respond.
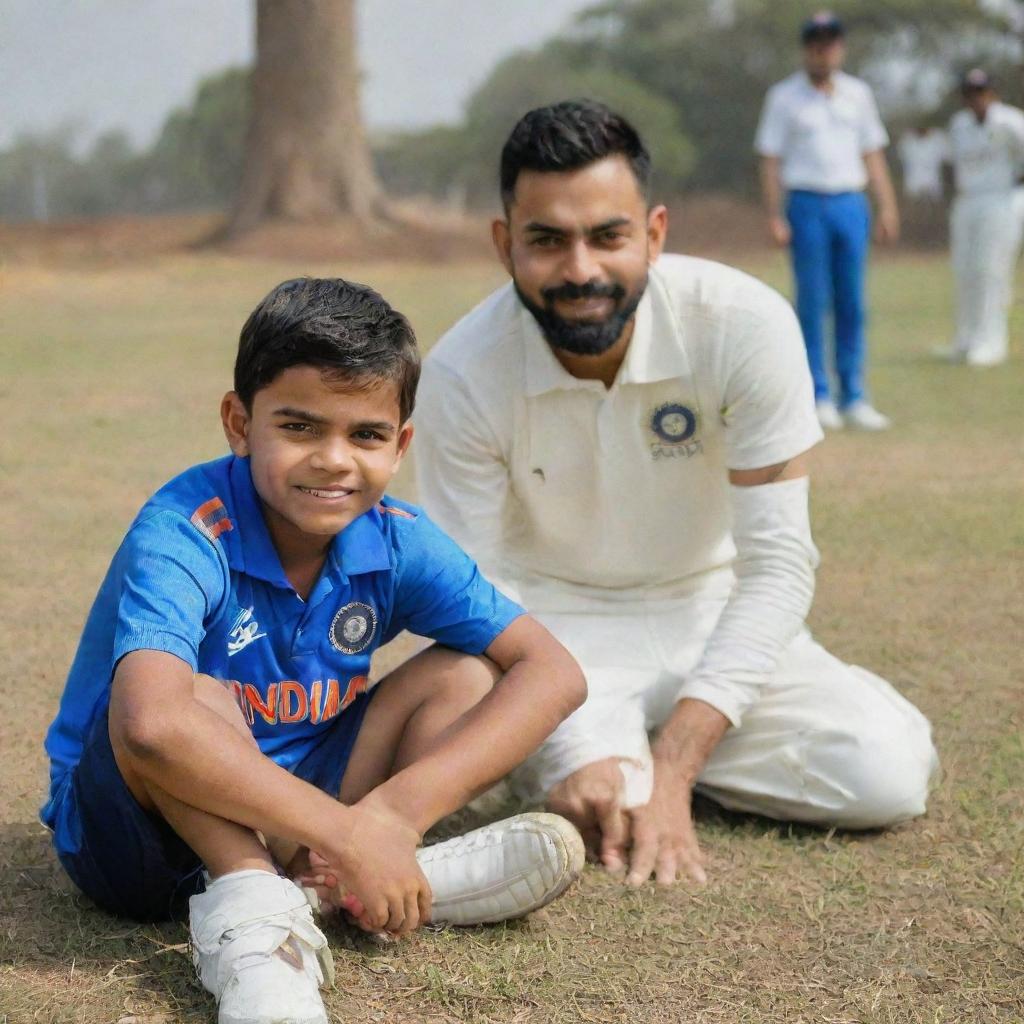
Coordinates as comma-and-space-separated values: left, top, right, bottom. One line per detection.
190, 870, 334, 1024
843, 400, 891, 431
418, 812, 584, 926
815, 399, 844, 431
965, 347, 1007, 367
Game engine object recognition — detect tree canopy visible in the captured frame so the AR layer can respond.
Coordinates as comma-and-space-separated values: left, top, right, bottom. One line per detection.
3, 0, 1022, 220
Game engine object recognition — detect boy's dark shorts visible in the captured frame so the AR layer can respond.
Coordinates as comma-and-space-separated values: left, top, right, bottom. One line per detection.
53, 692, 376, 922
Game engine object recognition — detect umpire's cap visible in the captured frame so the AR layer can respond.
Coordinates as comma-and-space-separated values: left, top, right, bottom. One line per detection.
800, 11, 844, 44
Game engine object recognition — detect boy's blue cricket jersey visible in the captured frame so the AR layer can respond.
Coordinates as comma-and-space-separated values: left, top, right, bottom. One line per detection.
42, 454, 524, 853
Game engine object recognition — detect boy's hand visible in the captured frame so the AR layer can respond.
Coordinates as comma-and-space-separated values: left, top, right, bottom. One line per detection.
311, 795, 431, 937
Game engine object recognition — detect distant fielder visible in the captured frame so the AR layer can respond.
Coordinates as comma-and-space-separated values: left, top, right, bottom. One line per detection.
755, 11, 900, 432
415, 100, 938, 889
941, 68, 1024, 367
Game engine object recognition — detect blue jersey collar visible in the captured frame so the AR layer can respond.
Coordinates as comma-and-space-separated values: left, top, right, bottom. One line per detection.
226, 456, 390, 589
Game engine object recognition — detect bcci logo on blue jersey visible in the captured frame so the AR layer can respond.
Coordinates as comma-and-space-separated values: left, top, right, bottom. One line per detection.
329, 602, 378, 655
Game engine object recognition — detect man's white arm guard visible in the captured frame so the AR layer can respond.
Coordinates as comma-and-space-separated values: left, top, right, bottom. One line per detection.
677, 476, 820, 727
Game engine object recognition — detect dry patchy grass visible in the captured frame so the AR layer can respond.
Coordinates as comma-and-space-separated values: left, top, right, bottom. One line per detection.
1, 247, 1021, 1023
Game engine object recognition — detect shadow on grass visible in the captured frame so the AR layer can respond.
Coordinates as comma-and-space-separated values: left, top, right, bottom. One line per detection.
0, 821, 209, 1020
0, 821, 417, 1022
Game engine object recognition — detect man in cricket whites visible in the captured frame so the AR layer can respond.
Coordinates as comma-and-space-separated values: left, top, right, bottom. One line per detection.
414, 100, 937, 888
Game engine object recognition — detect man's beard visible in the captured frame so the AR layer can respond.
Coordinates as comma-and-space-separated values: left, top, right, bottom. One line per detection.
514, 275, 647, 356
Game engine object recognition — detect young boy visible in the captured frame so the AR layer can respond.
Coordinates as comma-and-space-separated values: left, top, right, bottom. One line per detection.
41, 278, 587, 1024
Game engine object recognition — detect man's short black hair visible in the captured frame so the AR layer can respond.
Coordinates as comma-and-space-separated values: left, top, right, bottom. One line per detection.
499, 100, 652, 208
234, 277, 420, 422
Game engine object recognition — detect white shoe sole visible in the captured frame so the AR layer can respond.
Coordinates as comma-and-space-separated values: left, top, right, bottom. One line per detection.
419, 812, 585, 927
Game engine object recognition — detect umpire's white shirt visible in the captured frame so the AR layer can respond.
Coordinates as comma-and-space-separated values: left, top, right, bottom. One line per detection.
754, 71, 889, 192
948, 102, 1024, 195
415, 255, 822, 606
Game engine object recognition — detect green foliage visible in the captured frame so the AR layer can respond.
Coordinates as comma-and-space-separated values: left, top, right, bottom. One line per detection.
462, 45, 694, 201
0, 128, 150, 221
379, 0, 1017, 206
375, 124, 474, 203
378, 44, 694, 206
571, 0, 1014, 193
0, 67, 249, 221
146, 66, 250, 209
3, 0, 1022, 219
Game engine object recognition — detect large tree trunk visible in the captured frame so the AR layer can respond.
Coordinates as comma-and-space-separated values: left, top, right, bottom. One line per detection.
227, 0, 385, 234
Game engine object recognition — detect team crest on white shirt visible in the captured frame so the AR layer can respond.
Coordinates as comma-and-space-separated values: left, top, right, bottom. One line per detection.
649, 402, 703, 460
329, 602, 378, 654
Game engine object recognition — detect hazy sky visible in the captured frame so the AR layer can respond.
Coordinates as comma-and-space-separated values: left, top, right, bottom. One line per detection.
1, 0, 594, 152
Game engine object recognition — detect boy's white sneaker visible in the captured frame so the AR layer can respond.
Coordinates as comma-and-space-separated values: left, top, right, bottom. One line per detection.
842, 400, 891, 431
815, 399, 844, 431
417, 812, 584, 926
190, 869, 334, 1024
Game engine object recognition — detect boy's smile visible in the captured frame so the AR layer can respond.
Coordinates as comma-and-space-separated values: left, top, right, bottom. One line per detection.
222, 366, 413, 573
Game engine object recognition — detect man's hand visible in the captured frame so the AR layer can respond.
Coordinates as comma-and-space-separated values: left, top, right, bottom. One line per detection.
547, 757, 706, 886
310, 793, 431, 937
547, 758, 631, 873
875, 205, 900, 244
767, 215, 792, 247
624, 767, 706, 887
864, 148, 900, 245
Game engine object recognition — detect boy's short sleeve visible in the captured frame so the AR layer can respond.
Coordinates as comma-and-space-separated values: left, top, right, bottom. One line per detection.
388, 512, 525, 654
111, 510, 228, 669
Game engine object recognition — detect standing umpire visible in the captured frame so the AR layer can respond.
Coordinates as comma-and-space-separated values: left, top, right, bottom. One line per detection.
942, 69, 1024, 367
756, 11, 900, 432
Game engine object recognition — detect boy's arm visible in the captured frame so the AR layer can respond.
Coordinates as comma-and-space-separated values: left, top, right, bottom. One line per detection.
110, 649, 428, 929
363, 615, 586, 834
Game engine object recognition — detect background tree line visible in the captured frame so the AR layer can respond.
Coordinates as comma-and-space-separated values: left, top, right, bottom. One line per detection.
3, 0, 1022, 222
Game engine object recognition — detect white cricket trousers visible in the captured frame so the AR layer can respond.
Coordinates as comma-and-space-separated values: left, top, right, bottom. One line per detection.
512, 572, 939, 830
950, 189, 1021, 365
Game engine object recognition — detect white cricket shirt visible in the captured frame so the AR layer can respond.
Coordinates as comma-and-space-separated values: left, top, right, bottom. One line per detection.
414, 255, 823, 605
755, 71, 889, 193
948, 102, 1024, 195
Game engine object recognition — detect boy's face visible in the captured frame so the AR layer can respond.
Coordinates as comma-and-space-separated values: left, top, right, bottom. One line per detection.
221, 366, 412, 558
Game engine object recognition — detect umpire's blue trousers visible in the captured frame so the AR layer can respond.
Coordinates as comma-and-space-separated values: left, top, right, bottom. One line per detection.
786, 190, 871, 406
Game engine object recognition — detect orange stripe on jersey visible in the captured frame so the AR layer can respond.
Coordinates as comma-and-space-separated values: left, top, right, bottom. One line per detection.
377, 503, 416, 519
190, 496, 234, 541
194, 497, 224, 520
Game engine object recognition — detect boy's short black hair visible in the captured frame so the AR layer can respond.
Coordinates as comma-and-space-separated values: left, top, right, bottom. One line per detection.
235, 277, 420, 422
499, 100, 652, 209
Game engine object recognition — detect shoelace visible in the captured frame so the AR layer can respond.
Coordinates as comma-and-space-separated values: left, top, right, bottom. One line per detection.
420, 824, 514, 861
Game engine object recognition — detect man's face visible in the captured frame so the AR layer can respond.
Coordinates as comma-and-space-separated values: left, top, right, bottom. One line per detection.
964, 87, 995, 119
803, 36, 845, 80
493, 155, 667, 357
221, 366, 412, 558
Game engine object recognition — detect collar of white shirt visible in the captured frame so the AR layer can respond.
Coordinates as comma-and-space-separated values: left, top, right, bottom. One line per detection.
520, 268, 693, 396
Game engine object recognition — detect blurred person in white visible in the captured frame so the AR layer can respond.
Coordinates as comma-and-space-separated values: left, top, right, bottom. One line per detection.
755, 11, 900, 433
940, 68, 1024, 367
898, 126, 948, 201
414, 100, 938, 889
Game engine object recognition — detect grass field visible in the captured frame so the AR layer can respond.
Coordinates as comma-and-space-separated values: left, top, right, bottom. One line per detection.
1, 243, 1022, 1023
